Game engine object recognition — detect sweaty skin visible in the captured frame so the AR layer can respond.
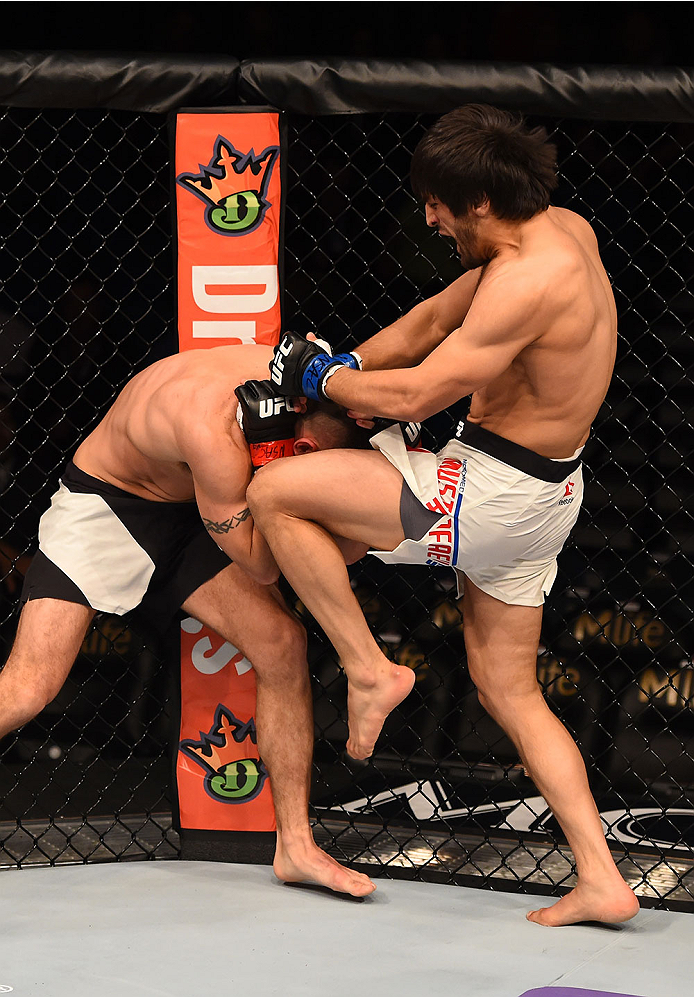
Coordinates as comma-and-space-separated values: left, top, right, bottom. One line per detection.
248, 202, 639, 925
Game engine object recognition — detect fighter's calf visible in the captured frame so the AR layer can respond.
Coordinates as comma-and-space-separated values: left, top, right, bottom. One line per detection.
0, 649, 67, 739
249, 610, 309, 690
0, 600, 95, 741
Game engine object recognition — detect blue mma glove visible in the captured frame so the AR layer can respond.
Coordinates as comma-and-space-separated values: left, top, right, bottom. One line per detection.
270, 331, 360, 401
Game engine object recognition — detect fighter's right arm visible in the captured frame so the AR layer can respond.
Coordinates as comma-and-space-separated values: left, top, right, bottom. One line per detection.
183, 426, 280, 586
355, 269, 481, 370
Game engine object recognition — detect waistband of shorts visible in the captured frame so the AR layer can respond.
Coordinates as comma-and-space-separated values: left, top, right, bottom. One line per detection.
61, 461, 159, 502
454, 420, 582, 483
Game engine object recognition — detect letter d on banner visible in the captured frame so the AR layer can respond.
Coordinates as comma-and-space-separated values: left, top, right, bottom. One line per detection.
172, 108, 284, 862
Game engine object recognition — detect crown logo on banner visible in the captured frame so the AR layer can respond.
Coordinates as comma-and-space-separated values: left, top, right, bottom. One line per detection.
177, 135, 279, 236
179, 703, 269, 804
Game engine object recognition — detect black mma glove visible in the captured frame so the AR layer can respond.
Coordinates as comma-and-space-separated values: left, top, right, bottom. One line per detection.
234, 379, 297, 468
371, 418, 423, 449
269, 331, 361, 401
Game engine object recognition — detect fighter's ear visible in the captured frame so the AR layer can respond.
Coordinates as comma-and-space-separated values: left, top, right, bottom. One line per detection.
293, 436, 320, 455
472, 196, 491, 217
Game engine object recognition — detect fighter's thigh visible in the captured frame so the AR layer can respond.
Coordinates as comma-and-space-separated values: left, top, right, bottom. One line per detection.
462, 577, 542, 698
3, 598, 96, 703
181, 562, 305, 664
249, 449, 406, 551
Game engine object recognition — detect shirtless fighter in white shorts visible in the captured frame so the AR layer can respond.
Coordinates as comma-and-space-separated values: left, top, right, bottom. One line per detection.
247, 105, 641, 925
2, 344, 375, 897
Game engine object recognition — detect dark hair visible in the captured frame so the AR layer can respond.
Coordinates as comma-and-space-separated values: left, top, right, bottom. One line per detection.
297, 401, 373, 450
410, 104, 558, 221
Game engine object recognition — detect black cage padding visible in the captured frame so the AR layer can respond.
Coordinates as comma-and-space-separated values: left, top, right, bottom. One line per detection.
237, 59, 694, 119
2, 54, 694, 120
0, 51, 240, 112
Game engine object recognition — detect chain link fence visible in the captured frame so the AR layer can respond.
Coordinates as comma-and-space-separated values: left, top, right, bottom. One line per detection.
0, 93, 692, 907
0, 108, 178, 864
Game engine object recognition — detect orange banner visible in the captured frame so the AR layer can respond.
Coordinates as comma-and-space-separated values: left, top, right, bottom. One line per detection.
176, 618, 274, 830
175, 109, 283, 351
174, 109, 282, 833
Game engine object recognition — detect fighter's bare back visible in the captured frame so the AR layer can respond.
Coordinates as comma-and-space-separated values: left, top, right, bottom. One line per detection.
74, 345, 273, 501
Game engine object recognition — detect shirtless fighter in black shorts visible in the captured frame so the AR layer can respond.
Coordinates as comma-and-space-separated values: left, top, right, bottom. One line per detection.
2, 344, 374, 896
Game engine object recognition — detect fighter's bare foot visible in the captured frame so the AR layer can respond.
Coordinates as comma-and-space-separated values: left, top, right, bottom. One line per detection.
527, 877, 639, 927
346, 663, 416, 760
274, 837, 376, 897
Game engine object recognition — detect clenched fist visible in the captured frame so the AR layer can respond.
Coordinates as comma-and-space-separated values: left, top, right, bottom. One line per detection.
269, 332, 360, 401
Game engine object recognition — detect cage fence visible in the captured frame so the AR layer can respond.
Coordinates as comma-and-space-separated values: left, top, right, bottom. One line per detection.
0, 94, 692, 908
0, 106, 178, 865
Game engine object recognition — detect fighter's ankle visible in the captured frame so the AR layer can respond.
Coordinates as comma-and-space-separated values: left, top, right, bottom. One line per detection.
346, 659, 394, 687
276, 828, 315, 850
576, 864, 628, 888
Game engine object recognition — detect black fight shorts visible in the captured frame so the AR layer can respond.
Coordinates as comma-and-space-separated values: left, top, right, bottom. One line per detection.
20, 462, 232, 631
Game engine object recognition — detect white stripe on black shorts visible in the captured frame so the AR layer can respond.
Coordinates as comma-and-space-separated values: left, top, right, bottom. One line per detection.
20, 461, 232, 631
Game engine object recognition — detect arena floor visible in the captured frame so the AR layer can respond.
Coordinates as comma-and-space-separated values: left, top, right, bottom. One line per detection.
0, 860, 688, 996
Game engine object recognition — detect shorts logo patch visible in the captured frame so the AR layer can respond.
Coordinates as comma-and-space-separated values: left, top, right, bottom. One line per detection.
559, 479, 575, 506
423, 458, 467, 567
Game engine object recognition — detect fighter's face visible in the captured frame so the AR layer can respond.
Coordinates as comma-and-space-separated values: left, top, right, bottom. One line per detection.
424, 198, 490, 270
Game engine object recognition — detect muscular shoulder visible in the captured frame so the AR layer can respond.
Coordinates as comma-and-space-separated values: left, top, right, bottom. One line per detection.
474, 249, 581, 339
163, 345, 270, 448
548, 206, 600, 251
176, 401, 245, 465
479, 253, 566, 304
179, 410, 252, 507
528, 210, 598, 289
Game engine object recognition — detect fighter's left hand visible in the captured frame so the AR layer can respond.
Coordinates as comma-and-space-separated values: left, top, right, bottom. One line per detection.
269, 331, 360, 401
235, 379, 299, 468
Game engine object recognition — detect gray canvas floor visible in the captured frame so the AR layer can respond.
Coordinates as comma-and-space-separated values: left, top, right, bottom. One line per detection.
0, 860, 689, 997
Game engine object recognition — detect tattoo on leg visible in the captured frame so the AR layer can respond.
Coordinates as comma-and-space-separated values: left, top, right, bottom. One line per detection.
203, 509, 251, 534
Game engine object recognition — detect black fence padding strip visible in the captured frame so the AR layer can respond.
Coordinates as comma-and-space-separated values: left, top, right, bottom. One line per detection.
0, 51, 240, 112
237, 59, 694, 120
2, 54, 694, 120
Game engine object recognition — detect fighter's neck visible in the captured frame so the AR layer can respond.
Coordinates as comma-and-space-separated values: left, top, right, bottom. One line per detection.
479, 210, 549, 261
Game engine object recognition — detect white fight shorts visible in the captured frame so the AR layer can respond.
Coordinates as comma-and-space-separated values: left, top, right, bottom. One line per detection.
20, 462, 231, 630
370, 420, 584, 607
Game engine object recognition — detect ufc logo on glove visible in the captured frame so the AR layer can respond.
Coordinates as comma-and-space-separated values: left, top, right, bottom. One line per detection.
270, 338, 294, 385
259, 397, 291, 418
